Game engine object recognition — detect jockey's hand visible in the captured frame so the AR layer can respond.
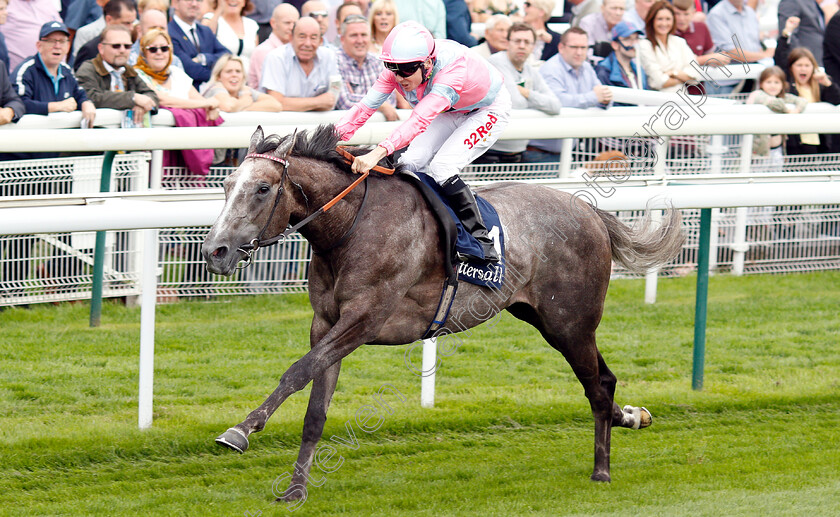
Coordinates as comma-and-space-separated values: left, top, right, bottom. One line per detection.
351, 145, 388, 175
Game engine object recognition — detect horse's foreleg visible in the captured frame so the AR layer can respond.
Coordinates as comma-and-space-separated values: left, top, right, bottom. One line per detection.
215, 313, 375, 453
280, 360, 342, 501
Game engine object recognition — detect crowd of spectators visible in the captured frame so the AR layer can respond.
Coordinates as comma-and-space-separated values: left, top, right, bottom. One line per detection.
1, 0, 840, 166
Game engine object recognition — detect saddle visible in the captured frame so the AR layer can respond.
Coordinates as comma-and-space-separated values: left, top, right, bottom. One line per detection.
401, 171, 506, 287
336, 147, 506, 338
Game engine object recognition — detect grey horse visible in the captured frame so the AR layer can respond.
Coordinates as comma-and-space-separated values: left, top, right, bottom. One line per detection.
202, 125, 685, 495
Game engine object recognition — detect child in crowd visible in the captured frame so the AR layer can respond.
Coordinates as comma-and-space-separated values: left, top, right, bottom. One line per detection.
746, 66, 808, 172
745, 66, 809, 240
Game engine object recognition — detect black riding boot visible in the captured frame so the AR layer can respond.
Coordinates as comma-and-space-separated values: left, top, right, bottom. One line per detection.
441, 176, 500, 263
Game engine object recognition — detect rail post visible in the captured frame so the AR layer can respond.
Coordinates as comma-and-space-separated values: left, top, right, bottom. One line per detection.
693, 208, 712, 390
90, 151, 116, 327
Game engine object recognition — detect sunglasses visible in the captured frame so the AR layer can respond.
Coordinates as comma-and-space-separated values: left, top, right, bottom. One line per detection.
39, 38, 70, 47
384, 61, 422, 78
342, 14, 367, 24
103, 43, 132, 50
307, 11, 328, 18
145, 45, 171, 53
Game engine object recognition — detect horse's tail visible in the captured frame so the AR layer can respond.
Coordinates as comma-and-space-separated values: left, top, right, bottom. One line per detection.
595, 207, 686, 275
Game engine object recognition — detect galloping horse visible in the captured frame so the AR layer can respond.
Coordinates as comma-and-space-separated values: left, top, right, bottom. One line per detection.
201, 125, 685, 493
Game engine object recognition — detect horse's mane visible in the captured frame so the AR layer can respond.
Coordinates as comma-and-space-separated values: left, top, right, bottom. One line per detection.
256, 124, 402, 175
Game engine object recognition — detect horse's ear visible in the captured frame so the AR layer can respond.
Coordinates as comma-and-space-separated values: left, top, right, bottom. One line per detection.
280, 128, 298, 159
248, 126, 264, 154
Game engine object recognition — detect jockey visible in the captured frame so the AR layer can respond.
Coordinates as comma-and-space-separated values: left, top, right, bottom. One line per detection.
335, 21, 511, 263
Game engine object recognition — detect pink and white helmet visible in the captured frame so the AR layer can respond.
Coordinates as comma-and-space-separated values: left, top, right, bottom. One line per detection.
380, 21, 436, 64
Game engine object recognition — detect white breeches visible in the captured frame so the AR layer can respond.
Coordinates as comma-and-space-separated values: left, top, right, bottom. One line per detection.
398, 86, 512, 184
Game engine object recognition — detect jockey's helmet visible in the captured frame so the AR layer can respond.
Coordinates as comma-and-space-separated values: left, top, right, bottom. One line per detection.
380, 21, 436, 78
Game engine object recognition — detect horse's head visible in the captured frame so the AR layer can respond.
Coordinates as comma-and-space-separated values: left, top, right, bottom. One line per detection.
202, 126, 298, 276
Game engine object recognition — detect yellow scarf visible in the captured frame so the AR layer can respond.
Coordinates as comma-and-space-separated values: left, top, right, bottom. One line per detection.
133, 53, 171, 85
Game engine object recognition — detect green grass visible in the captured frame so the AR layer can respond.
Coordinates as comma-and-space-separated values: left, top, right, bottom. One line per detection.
1, 271, 839, 516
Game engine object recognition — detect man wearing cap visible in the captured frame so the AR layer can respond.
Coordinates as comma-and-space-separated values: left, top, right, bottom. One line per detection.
595, 20, 648, 92
76, 25, 158, 125
12, 21, 96, 135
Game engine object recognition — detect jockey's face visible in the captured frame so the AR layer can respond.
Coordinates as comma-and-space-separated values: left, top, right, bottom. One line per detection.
395, 58, 432, 92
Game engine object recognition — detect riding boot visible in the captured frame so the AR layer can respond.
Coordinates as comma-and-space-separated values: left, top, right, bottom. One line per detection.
440, 176, 500, 263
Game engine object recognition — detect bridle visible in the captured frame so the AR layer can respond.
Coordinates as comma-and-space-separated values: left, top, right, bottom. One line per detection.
234, 146, 394, 269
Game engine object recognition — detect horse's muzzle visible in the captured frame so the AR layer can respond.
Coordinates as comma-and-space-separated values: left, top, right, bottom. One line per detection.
202, 241, 242, 276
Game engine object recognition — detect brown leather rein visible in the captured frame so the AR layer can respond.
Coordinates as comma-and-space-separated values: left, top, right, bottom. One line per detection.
234, 146, 394, 268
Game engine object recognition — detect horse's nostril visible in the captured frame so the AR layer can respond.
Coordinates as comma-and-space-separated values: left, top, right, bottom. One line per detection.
212, 246, 228, 258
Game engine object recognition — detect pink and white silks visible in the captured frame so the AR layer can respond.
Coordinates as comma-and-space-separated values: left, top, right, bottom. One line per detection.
335, 39, 512, 184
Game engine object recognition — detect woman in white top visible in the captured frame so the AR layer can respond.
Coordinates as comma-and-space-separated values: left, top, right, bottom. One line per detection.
204, 54, 281, 112
636, 0, 700, 93
204, 55, 281, 166
204, 0, 259, 73
134, 29, 221, 116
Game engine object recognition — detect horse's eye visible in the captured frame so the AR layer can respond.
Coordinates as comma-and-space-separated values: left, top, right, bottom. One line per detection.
258, 185, 271, 195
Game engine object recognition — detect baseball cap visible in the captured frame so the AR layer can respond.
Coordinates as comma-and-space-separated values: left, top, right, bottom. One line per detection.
611, 21, 643, 41
39, 21, 70, 40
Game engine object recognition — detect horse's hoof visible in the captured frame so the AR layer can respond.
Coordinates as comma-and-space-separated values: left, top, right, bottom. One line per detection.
638, 407, 652, 428
591, 471, 611, 482
278, 490, 304, 502
623, 405, 652, 429
215, 427, 249, 453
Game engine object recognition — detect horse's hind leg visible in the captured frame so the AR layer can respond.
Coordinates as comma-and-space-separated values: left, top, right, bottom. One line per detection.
600, 353, 652, 431
548, 330, 618, 482
508, 299, 619, 483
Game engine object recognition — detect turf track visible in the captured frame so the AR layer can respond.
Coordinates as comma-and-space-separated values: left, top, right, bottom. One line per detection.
1, 271, 838, 516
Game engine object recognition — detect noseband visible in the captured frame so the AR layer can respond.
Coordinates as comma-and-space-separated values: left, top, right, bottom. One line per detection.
234, 153, 293, 268
234, 149, 394, 269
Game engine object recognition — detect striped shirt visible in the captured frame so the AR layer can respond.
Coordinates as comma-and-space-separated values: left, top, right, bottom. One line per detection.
335, 47, 394, 110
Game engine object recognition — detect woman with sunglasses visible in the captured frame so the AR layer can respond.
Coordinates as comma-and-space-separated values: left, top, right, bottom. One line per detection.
336, 21, 511, 263
134, 29, 221, 117
134, 28, 223, 181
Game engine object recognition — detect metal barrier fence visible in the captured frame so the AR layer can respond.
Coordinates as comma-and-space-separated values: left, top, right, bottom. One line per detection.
0, 153, 149, 305
2, 142, 839, 306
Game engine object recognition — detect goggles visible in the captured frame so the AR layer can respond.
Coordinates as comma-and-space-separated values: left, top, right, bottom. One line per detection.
383, 60, 423, 78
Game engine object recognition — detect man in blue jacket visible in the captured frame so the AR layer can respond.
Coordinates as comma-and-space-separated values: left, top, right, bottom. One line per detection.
595, 21, 647, 96
12, 22, 95, 121
10, 21, 95, 157
168, 0, 230, 90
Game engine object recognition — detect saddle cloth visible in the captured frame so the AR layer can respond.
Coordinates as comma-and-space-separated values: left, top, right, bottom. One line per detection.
410, 171, 506, 289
